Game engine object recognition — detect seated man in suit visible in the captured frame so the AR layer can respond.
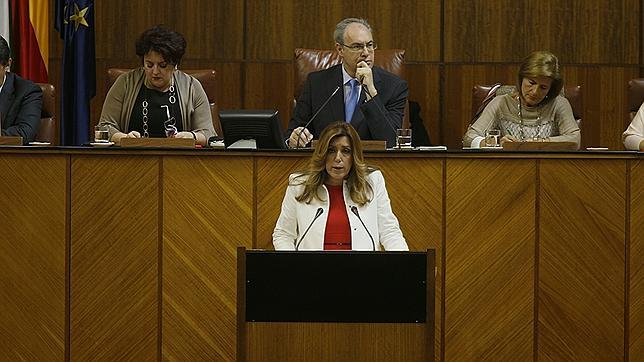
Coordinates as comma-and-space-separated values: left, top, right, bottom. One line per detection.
287, 18, 408, 148
0, 36, 42, 144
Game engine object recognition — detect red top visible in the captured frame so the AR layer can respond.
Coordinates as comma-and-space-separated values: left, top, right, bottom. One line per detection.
323, 184, 352, 250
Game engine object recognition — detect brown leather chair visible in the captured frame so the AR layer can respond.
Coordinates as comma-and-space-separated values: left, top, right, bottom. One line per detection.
106, 68, 221, 136
472, 84, 583, 127
293, 48, 409, 128
627, 78, 644, 120
35, 83, 57, 144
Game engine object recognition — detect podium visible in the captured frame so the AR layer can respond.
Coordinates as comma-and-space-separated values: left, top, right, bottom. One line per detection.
236, 248, 435, 361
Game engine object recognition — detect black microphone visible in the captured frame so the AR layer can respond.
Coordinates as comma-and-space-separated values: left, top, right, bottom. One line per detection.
292, 86, 341, 148
361, 84, 400, 148
350, 206, 375, 251
295, 207, 324, 250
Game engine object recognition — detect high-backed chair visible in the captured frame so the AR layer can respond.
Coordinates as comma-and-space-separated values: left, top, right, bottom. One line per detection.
627, 78, 644, 120
293, 48, 409, 128
35, 83, 57, 144
471, 84, 583, 128
106, 68, 221, 136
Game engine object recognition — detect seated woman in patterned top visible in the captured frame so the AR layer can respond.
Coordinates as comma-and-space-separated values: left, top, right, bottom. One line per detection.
463, 50, 580, 149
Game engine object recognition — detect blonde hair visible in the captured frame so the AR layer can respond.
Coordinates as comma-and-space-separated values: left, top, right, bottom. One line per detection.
517, 50, 563, 105
293, 122, 376, 206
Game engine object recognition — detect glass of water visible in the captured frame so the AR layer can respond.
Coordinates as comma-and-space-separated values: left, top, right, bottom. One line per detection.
94, 124, 110, 143
396, 128, 412, 148
484, 129, 501, 147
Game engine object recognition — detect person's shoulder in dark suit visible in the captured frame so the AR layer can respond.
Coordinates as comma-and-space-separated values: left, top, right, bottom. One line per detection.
1, 72, 43, 143
372, 66, 407, 91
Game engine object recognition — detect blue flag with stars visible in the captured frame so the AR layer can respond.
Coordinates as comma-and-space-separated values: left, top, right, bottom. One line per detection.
55, 0, 96, 145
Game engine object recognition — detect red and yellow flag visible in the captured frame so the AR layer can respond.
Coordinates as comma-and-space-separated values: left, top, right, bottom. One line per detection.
0, 0, 49, 83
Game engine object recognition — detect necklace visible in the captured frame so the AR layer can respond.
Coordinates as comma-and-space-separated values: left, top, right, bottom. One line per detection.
141, 82, 176, 138
517, 96, 543, 141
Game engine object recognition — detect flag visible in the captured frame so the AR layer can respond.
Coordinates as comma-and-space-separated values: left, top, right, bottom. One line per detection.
0, 0, 49, 83
55, 0, 95, 145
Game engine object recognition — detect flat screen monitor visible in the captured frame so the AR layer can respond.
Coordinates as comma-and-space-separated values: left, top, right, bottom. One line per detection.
220, 109, 287, 149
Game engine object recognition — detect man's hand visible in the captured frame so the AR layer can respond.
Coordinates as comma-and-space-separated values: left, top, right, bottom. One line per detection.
288, 127, 313, 148
355, 61, 377, 99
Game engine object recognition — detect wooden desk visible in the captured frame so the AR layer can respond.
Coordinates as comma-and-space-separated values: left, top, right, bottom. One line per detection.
0, 147, 641, 360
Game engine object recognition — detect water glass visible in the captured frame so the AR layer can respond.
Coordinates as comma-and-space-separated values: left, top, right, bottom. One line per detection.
94, 124, 110, 143
484, 129, 501, 147
396, 128, 412, 148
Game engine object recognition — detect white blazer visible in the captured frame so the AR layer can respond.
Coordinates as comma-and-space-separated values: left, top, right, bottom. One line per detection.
272, 170, 408, 251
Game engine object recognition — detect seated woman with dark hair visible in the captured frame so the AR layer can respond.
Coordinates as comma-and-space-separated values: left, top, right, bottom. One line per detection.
273, 122, 408, 251
463, 50, 581, 148
623, 102, 644, 151
98, 25, 214, 145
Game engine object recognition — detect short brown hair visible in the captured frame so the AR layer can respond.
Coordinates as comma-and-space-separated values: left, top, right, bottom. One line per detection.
517, 50, 563, 104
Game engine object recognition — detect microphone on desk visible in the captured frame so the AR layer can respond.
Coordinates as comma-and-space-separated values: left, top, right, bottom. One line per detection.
295, 207, 324, 251
361, 84, 400, 148
292, 86, 341, 148
350, 206, 375, 251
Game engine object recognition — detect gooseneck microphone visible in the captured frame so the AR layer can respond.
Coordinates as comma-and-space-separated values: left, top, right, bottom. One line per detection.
293, 86, 341, 148
361, 84, 400, 147
350, 206, 376, 251
295, 207, 324, 250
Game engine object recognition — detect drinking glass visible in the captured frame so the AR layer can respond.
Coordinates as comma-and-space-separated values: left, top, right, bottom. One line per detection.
484, 129, 501, 147
94, 124, 110, 143
396, 128, 412, 148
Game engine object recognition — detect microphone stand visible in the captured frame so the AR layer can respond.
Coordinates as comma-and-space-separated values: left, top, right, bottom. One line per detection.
293, 86, 341, 148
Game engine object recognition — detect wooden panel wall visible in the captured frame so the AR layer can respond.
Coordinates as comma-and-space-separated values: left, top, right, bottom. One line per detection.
162, 156, 253, 360
0, 150, 640, 360
445, 159, 535, 359
47, 0, 642, 150
631, 159, 644, 358
70, 156, 159, 360
0, 155, 66, 360
539, 159, 626, 359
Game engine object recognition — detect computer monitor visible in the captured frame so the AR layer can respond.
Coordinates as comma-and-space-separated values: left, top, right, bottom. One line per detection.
220, 109, 287, 149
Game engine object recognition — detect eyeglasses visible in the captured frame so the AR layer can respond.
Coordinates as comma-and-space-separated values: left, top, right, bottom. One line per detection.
340, 41, 377, 53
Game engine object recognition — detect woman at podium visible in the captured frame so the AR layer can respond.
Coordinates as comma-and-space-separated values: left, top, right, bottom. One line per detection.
273, 122, 408, 251
98, 25, 214, 145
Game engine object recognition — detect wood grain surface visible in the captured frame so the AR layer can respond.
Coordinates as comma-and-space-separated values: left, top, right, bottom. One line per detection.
445, 158, 535, 359
539, 159, 626, 360
245, 322, 428, 361
70, 156, 159, 360
162, 156, 253, 360
0, 155, 67, 360
630, 159, 643, 358
0, 149, 640, 360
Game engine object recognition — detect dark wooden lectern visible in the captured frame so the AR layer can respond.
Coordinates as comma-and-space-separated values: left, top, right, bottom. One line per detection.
237, 248, 435, 361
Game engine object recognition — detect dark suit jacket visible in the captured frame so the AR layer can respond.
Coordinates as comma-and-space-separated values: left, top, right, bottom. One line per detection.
288, 64, 408, 147
0, 72, 43, 143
